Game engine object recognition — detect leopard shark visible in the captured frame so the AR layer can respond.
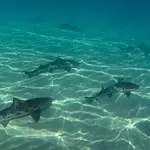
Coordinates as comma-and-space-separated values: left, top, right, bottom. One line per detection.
59, 23, 82, 32
22, 56, 79, 78
137, 43, 150, 56
0, 97, 54, 127
117, 45, 139, 53
118, 43, 150, 56
85, 79, 139, 103
26, 17, 45, 24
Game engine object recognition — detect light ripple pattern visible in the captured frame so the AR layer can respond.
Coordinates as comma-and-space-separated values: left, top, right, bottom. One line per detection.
0, 22, 150, 150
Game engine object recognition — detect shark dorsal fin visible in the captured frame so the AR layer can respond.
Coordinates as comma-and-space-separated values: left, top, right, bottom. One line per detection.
12, 98, 24, 109
31, 109, 41, 123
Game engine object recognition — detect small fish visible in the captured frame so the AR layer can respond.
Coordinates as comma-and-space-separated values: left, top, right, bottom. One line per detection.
0, 97, 54, 127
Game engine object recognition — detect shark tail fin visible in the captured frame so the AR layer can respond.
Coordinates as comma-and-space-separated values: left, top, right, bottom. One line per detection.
0, 120, 9, 128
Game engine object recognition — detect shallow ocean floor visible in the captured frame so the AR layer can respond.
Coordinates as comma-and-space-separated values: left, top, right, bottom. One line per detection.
0, 21, 150, 150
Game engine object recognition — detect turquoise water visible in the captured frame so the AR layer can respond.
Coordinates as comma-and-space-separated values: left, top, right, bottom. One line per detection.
0, 1, 150, 150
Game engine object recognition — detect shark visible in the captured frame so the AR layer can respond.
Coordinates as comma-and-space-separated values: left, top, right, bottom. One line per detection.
26, 17, 45, 24
137, 43, 150, 56
0, 97, 54, 127
85, 78, 139, 103
118, 43, 150, 56
22, 56, 79, 78
117, 45, 139, 53
59, 23, 82, 32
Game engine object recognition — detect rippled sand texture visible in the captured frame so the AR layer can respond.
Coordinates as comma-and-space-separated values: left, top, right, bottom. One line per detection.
0, 22, 150, 150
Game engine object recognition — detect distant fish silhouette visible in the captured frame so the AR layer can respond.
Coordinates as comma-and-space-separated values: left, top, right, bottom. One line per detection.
59, 23, 82, 32
85, 78, 139, 103
0, 97, 54, 127
26, 17, 45, 24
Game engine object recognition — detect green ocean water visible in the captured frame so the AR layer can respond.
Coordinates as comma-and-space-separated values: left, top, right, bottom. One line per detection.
0, 1, 150, 149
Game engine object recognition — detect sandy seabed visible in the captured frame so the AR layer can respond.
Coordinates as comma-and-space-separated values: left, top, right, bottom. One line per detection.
0, 22, 150, 150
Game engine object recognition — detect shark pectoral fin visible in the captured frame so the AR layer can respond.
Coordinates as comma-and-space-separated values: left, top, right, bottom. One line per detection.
124, 91, 131, 97
31, 109, 41, 123
1, 120, 9, 128
107, 93, 112, 97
